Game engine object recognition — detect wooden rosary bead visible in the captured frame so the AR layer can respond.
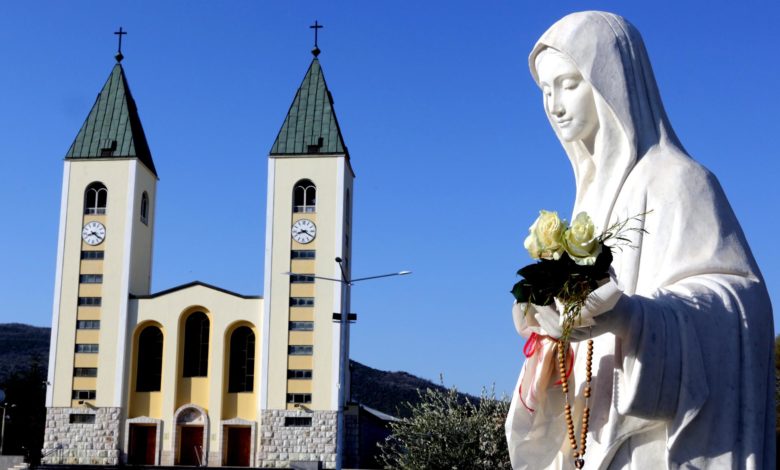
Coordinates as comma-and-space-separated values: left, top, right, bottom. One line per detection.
559, 339, 594, 469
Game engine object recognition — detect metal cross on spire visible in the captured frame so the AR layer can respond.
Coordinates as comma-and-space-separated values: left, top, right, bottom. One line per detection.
310, 20, 323, 57
114, 27, 127, 63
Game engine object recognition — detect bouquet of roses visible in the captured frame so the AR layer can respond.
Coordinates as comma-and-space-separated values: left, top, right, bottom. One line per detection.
511, 210, 643, 341
511, 210, 647, 469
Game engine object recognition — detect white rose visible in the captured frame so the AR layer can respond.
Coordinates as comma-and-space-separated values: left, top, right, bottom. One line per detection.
524, 210, 566, 260
563, 212, 601, 265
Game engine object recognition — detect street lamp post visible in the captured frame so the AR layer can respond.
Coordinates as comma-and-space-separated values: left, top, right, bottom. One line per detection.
285, 258, 410, 469
334, 257, 351, 470
0, 402, 16, 455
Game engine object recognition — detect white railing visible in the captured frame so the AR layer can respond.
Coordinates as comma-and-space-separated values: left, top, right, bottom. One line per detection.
195, 446, 204, 467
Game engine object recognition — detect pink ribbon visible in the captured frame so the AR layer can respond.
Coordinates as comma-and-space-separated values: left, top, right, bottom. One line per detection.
518, 333, 574, 413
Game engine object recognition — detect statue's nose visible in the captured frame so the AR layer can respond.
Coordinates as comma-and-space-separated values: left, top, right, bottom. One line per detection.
549, 93, 565, 117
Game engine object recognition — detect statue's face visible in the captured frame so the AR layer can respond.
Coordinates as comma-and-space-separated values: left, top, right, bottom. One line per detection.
536, 49, 598, 145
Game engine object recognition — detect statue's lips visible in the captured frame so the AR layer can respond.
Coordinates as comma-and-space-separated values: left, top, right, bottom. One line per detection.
556, 118, 573, 127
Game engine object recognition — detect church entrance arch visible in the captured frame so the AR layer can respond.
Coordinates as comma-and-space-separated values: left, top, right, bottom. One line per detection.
173, 404, 209, 466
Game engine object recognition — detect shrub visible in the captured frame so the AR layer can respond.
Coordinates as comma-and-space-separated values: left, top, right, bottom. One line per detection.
378, 385, 511, 469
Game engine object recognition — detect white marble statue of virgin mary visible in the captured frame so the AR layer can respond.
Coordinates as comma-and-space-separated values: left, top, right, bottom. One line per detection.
505, 11, 774, 469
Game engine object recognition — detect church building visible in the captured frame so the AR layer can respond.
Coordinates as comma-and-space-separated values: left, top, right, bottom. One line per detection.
42, 34, 358, 469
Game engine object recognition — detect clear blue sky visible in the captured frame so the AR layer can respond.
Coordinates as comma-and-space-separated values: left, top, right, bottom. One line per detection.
1, 1, 778, 397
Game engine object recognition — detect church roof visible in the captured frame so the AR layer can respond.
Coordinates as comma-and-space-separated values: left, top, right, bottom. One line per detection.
270, 58, 348, 156
65, 63, 158, 176
130, 281, 261, 300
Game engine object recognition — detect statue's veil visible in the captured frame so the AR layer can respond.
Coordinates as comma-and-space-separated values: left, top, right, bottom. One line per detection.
508, 12, 774, 470
528, 11, 685, 228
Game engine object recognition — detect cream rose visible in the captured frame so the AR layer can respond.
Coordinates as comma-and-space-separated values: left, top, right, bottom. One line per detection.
563, 212, 601, 265
524, 210, 566, 260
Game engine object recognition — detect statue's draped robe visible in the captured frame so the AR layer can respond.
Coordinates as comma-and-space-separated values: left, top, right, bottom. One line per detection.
506, 11, 774, 470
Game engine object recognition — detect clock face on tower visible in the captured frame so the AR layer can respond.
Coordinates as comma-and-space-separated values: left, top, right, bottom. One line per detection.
82, 221, 106, 246
291, 219, 317, 244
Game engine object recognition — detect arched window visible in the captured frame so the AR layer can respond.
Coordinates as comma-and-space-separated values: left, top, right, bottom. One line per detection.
228, 326, 255, 393
182, 312, 209, 377
293, 179, 316, 213
136, 326, 163, 392
84, 182, 107, 214
140, 192, 149, 225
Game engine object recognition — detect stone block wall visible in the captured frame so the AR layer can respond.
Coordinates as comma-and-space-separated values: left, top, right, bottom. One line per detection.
342, 412, 359, 468
258, 410, 337, 469
0, 455, 24, 470
41, 407, 121, 465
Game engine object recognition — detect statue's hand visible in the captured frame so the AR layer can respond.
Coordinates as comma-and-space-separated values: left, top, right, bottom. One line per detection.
583, 277, 623, 319
569, 278, 629, 342
512, 301, 536, 336
512, 301, 555, 338
533, 303, 564, 339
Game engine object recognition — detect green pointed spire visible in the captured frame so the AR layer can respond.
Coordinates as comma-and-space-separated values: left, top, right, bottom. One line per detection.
270, 58, 347, 156
66, 63, 157, 176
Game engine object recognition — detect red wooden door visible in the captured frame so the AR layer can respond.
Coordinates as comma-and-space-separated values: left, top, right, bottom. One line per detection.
128, 425, 156, 465
144, 426, 156, 464
226, 427, 251, 466
178, 426, 204, 465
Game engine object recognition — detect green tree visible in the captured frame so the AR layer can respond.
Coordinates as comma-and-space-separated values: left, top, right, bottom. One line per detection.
378, 386, 511, 469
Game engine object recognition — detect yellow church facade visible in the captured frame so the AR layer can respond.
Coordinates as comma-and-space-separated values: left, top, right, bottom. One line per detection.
42, 45, 355, 469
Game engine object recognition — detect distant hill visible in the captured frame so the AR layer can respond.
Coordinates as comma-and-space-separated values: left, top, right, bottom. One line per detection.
0, 323, 50, 385
349, 360, 476, 418
0, 323, 470, 418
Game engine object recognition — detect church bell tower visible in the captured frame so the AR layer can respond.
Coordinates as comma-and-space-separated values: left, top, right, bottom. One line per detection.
44, 43, 158, 464
259, 40, 355, 468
